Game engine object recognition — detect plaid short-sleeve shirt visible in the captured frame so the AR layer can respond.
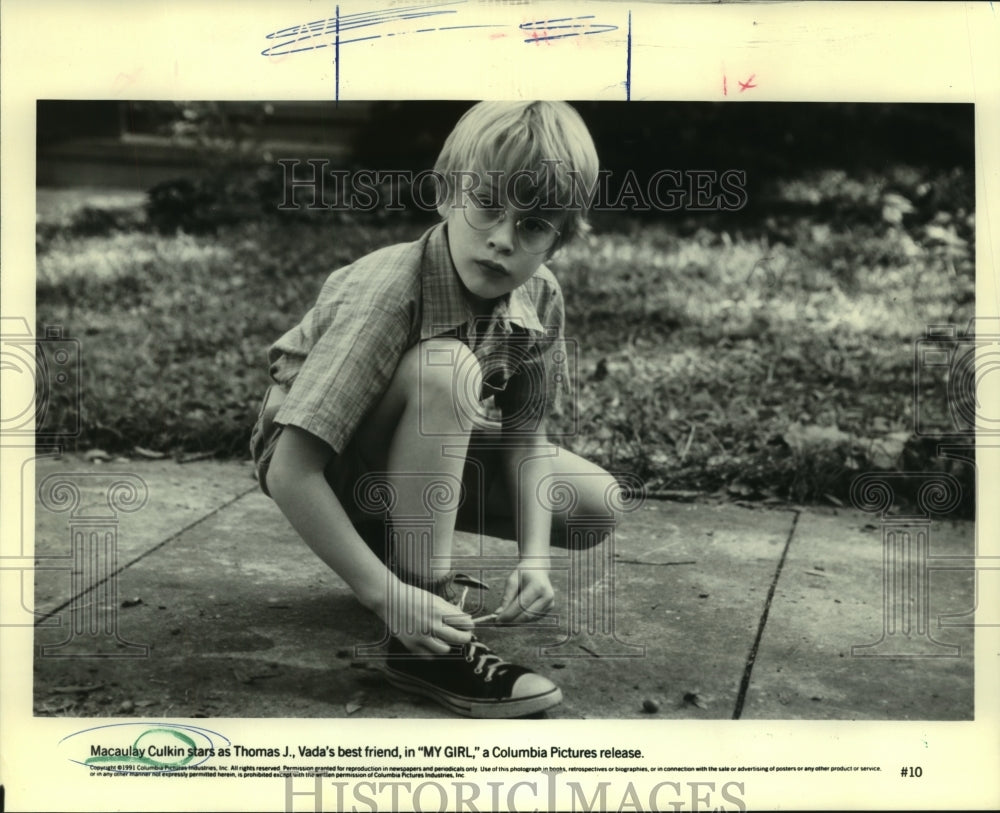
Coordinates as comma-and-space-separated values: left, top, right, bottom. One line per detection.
266, 221, 570, 454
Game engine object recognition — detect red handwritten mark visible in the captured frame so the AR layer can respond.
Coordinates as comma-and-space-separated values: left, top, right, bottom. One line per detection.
112, 67, 143, 93
723, 74, 728, 96
490, 32, 507, 39
738, 74, 757, 92
266, 49, 292, 64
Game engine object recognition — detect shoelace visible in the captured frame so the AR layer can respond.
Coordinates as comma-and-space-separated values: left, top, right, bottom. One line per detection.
455, 585, 507, 680
456, 584, 498, 626
463, 639, 509, 682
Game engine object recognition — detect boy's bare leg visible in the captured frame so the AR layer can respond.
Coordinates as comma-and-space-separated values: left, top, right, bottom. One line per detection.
353, 337, 484, 592
470, 436, 625, 547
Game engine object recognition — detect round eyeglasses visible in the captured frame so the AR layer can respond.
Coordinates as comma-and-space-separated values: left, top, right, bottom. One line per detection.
463, 200, 561, 255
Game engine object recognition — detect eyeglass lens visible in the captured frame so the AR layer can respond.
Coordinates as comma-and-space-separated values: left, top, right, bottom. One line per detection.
464, 200, 559, 253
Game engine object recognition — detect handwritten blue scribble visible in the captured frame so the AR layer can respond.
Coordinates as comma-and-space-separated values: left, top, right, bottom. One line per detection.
625, 10, 632, 100
519, 15, 618, 43
262, 2, 620, 57
262, 1, 504, 57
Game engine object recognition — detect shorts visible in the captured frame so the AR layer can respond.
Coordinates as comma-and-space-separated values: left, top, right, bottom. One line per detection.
250, 384, 371, 505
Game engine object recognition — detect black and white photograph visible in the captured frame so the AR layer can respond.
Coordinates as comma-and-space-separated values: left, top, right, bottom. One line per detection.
3, 3, 999, 812
30, 98, 978, 724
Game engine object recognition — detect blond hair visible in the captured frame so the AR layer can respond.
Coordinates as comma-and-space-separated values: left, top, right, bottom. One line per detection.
433, 101, 599, 249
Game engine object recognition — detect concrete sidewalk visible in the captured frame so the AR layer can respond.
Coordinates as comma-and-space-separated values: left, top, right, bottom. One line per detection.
31, 455, 974, 720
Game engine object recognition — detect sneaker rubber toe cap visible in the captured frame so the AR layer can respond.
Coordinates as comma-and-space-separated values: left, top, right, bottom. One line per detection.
510, 672, 558, 699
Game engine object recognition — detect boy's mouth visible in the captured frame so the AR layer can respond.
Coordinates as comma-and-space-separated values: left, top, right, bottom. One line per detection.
476, 259, 510, 276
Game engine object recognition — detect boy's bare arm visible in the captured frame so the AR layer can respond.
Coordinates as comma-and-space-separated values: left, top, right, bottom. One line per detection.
266, 425, 472, 653
504, 429, 553, 558
496, 428, 555, 623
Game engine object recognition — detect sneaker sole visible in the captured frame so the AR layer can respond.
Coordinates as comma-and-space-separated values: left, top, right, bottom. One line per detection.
381, 665, 563, 719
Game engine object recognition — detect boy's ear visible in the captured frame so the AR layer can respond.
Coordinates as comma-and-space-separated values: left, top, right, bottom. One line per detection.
546, 229, 573, 261
436, 190, 454, 220
436, 182, 459, 219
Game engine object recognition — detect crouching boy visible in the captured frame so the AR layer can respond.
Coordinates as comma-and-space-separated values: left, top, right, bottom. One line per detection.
251, 101, 623, 718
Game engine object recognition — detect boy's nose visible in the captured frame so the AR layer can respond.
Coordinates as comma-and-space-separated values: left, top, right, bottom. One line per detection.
486, 215, 516, 253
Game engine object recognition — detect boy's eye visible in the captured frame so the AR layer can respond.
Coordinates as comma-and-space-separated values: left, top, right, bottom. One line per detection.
520, 217, 548, 234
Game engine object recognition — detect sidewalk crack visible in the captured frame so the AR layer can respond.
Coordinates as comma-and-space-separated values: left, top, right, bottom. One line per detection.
34, 484, 259, 627
731, 510, 801, 719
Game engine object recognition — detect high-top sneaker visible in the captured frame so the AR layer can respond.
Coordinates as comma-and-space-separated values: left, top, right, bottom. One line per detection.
382, 573, 562, 718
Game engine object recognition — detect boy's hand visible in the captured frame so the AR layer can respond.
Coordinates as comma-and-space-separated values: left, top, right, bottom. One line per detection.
377, 581, 473, 655
496, 566, 554, 624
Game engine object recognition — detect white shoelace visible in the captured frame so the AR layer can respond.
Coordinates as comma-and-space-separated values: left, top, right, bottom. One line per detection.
465, 640, 508, 682
457, 585, 499, 626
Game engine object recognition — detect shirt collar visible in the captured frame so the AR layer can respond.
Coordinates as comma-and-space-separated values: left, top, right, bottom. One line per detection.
504, 285, 545, 334
419, 222, 545, 339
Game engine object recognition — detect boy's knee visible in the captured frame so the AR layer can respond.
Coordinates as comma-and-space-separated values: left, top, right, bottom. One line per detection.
541, 470, 622, 523
405, 338, 483, 424
548, 473, 624, 552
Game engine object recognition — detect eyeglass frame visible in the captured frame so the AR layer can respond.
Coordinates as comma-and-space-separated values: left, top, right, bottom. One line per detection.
460, 197, 563, 255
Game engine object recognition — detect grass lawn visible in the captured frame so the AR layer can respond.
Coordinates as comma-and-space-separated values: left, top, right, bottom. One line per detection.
34, 164, 975, 513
